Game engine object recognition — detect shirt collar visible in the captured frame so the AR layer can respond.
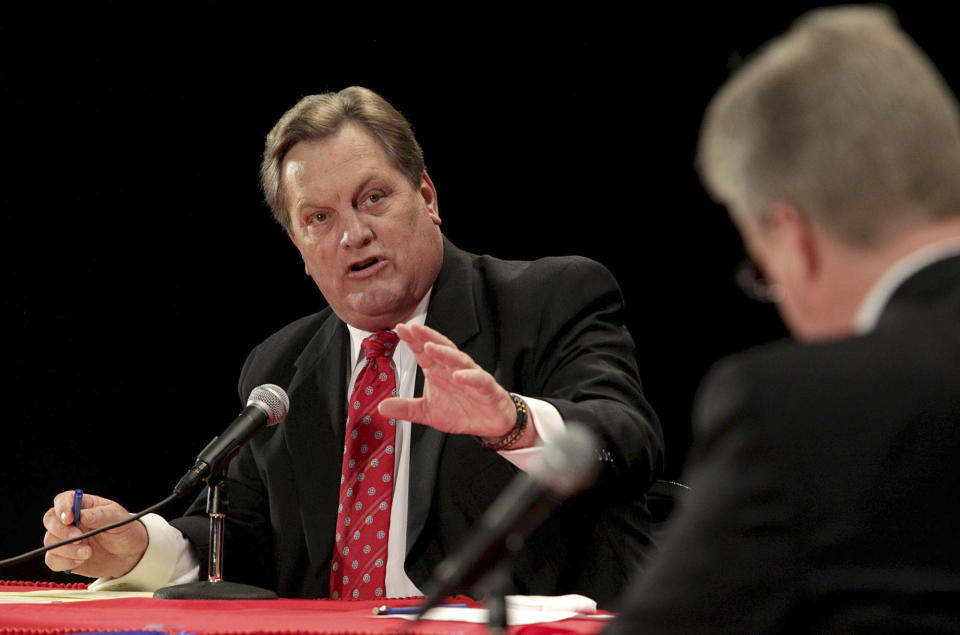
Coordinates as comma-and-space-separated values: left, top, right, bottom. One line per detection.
346, 290, 432, 364
853, 236, 960, 334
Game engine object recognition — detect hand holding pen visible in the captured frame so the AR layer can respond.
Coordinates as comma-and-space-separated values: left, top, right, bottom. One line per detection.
41, 489, 149, 579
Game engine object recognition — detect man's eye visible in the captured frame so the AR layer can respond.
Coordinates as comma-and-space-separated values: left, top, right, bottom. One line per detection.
366, 191, 385, 204
312, 212, 328, 223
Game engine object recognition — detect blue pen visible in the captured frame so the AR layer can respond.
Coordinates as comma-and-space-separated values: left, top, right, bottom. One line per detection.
373, 603, 468, 615
64, 489, 83, 575
72, 489, 83, 527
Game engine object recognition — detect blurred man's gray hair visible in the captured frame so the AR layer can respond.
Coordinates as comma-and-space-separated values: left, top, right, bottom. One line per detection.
698, 5, 960, 246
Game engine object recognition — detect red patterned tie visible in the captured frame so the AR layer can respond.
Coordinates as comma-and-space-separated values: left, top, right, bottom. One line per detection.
330, 330, 399, 600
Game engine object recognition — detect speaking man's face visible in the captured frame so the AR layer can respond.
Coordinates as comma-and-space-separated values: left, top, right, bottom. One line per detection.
283, 124, 443, 331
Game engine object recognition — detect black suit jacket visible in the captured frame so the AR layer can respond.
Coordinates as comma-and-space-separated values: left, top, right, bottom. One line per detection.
173, 239, 662, 607
608, 254, 960, 633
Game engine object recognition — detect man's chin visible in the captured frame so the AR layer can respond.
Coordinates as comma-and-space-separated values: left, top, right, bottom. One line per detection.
336, 296, 415, 331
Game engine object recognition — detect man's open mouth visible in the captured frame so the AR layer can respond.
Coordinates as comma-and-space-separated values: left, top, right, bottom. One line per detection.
350, 257, 381, 272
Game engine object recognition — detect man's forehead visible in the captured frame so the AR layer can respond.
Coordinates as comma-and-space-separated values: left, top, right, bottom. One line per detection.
283, 126, 389, 185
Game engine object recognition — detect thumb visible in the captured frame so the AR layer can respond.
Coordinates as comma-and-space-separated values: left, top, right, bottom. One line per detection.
378, 397, 423, 422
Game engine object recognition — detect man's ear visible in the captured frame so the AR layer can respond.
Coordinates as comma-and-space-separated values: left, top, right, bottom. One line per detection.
767, 200, 821, 282
420, 171, 441, 226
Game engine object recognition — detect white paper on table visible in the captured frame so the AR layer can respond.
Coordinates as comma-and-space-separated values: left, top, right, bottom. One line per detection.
506, 594, 597, 613
375, 593, 612, 625
377, 606, 580, 625
0, 589, 154, 604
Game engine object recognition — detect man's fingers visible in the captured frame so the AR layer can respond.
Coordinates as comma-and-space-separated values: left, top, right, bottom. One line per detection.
42, 508, 82, 540
43, 528, 95, 574
452, 368, 501, 395
425, 341, 473, 366
378, 397, 423, 422
43, 530, 89, 551
52, 491, 79, 522
398, 324, 476, 378
397, 322, 457, 354
44, 549, 88, 572
52, 491, 119, 526
418, 342, 477, 377
394, 323, 424, 354
78, 504, 133, 532
43, 530, 92, 568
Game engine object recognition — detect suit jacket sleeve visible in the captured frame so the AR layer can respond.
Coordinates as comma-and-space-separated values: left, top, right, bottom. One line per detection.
526, 257, 662, 493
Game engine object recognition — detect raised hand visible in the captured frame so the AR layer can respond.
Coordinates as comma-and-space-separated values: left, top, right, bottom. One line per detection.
378, 322, 536, 448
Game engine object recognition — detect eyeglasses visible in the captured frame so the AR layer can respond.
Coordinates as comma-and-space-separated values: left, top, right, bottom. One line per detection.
735, 258, 782, 303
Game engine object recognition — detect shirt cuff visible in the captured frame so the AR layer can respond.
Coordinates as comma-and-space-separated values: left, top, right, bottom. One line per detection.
497, 396, 565, 472
88, 513, 199, 591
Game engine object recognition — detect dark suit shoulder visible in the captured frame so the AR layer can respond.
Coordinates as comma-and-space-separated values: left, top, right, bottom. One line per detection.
469, 251, 616, 288
698, 325, 960, 439
238, 308, 337, 397
466, 252, 624, 328
252, 310, 334, 357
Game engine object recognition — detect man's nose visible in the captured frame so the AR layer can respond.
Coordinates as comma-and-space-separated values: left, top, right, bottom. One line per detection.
339, 211, 374, 249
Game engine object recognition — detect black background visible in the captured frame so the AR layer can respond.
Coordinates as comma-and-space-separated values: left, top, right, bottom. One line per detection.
2, 3, 953, 583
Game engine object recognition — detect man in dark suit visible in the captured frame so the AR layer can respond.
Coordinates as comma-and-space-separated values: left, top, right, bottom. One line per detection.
608, 6, 960, 633
42, 87, 661, 607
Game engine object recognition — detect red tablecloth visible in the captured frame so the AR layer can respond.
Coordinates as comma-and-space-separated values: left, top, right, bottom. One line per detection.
0, 582, 610, 635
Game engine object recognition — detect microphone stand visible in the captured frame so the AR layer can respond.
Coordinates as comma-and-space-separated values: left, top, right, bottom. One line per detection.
475, 560, 511, 635
153, 473, 277, 600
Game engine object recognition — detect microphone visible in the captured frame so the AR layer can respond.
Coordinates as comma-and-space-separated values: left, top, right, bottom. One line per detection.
173, 384, 289, 497
418, 422, 600, 615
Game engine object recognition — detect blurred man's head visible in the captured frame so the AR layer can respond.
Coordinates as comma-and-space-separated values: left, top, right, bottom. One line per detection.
698, 6, 960, 339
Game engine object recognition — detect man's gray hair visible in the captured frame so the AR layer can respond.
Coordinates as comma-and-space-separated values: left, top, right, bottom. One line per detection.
698, 5, 960, 245
261, 86, 424, 231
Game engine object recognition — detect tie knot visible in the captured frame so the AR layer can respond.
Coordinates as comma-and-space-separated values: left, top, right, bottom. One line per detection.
362, 330, 399, 359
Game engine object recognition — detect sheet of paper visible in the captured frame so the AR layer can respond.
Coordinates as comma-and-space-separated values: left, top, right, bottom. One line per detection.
374, 593, 610, 625
0, 589, 154, 604
377, 607, 615, 625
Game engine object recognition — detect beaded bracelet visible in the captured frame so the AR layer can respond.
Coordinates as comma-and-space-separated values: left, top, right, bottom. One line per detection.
480, 393, 528, 450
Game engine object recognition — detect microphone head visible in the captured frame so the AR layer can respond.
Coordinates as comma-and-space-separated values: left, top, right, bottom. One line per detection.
530, 422, 601, 498
247, 384, 290, 426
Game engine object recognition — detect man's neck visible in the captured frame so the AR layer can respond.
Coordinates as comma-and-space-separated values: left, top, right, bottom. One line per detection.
346, 290, 433, 359
832, 218, 960, 334
852, 231, 960, 333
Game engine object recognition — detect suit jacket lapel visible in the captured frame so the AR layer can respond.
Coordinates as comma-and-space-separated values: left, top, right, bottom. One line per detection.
406, 239, 481, 555
283, 314, 351, 570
